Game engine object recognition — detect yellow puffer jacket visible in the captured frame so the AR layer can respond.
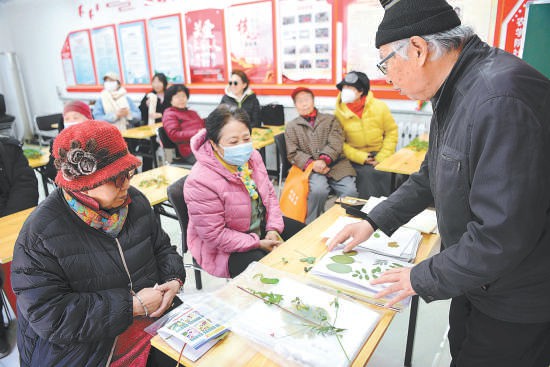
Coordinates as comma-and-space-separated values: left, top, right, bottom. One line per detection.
335, 91, 398, 164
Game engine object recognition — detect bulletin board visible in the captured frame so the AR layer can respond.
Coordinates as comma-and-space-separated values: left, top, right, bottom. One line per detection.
91, 25, 122, 83
118, 20, 151, 84
278, 0, 335, 84
148, 14, 186, 83
63, 0, 520, 100
226, 1, 276, 84
520, 0, 550, 79
184, 9, 228, 83
68, 30, 97, 85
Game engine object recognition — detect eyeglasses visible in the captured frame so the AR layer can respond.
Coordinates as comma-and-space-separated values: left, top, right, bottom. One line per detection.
376, 50, 397, 75
228, 81, 240, 86
113, 169, 136, 188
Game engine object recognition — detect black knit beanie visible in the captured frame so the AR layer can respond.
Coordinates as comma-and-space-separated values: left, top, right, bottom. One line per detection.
375, 0, 461, 48
336, 71, 370, 94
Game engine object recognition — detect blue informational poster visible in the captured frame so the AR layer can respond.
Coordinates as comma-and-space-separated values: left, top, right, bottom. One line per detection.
148, 15, 185, 83
91, 26, 121, 82
118, 21, 151, 84
68, 31, 97, 85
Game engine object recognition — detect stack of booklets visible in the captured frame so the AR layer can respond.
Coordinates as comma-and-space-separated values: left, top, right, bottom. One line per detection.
322, 216, 422, 262
157, 304, 229, 362
362, 196, 438, 234
309, 247, 414, 310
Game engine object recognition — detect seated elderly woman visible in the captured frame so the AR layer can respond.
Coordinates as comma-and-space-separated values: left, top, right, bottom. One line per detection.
11, 120, 185, 367
285, 87, 358, 224
185, 105, 302, 278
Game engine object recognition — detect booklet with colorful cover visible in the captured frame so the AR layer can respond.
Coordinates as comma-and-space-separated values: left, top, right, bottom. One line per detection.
157, 304, 229, 361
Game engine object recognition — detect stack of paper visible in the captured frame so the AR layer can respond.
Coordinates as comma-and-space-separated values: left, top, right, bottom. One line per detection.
362, 196, 438, 234
321, 216, 422, 262
157, 304, 229, 362
310, 247, 414, 310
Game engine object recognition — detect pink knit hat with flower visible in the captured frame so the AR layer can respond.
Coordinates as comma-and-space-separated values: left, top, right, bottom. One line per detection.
53, 120, 141, 191
63, 100, 92, 120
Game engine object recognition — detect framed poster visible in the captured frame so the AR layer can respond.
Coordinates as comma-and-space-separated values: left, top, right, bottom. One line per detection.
61, 36, 76, 86
226, 1, 275, 84
184, 9, 228, 83
91, 25, 122, 83
148, 14, 185, 83
68, 30, 97, 85
118, 20, 151, 84
278, 0, 334, 83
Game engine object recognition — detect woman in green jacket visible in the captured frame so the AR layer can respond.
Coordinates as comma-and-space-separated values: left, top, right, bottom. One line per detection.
334, 71, 398, 198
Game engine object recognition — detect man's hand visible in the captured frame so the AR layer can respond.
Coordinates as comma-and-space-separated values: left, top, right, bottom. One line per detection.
149, 280, 181, 318
327, 220, 375, 251
371, 267, 417, 308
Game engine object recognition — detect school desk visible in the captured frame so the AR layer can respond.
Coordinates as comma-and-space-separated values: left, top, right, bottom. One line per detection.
150, 204, 440, 367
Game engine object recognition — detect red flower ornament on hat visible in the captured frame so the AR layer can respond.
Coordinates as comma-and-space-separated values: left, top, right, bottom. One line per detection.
55, 139, 109, 181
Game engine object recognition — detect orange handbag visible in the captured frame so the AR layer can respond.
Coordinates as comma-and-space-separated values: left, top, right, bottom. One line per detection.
279, 165, 313, 223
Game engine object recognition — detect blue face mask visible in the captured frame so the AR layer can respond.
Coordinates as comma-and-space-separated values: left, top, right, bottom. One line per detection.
220, 142, 254, 166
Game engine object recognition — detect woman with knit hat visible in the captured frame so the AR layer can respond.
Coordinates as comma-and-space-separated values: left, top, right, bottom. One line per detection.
334, 70, 398, 199
45, 100, 93, 181
12, 120, 185, 367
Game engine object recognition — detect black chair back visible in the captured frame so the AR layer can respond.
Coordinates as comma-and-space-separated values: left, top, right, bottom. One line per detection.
274, 133, 292, 179
158, 126, 178, 150
167, 175, 203, 289
0, 94, 15, 125
36, 113, 63, 131
167, 176, 189, 252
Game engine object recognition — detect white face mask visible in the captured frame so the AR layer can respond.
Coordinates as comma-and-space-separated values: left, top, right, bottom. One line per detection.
340, 88, 359, 103
104, 81, 118, 92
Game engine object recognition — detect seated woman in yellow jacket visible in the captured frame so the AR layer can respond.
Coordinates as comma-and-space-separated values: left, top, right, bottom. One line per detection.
335, 71, 398, 199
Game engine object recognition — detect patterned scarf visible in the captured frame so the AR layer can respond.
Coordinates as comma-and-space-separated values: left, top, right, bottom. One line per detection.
63, 190, 130, 237
215, 151, 259, 199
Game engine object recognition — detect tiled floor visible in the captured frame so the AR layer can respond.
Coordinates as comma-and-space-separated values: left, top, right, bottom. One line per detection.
1, 173, 453, 366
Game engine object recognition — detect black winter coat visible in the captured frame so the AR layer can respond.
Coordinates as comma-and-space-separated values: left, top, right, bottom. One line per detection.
369, 36, 550, 323
0, 137, 38, 216
11, 187, 185, 366
220, 91, 261, 128
139, 91, 170, 124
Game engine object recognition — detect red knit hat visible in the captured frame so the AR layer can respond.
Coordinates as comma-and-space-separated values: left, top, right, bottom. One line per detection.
291, 87, 314, 101
63, 100, 92, 120
53, 120, 141, 191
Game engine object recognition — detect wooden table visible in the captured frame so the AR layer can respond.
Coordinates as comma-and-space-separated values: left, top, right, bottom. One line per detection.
25, 146, 52, 196
0, 207, 36, 312
131, 165, 190, 207
251, 125, 285, 150
122, 123, 163, 169
151, 204, 440, 366
130, 165, 190, 221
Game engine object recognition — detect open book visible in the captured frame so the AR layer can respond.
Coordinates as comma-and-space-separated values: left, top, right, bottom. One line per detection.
157, 304, 229, 362
310, 247, 414, 310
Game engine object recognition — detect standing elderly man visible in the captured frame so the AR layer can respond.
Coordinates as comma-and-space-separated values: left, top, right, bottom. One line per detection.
329, 1, 550, 366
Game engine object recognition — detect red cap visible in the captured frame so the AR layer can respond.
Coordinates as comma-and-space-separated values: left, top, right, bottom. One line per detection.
291, 87, 314, 101
53, 120, 141, 191
63, 100, 92, 120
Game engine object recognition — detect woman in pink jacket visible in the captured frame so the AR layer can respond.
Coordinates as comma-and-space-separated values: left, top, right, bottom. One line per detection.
185, 106, 301, 278
162, 84, 205, 165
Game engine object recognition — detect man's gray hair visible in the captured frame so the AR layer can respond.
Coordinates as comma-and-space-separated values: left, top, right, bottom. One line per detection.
391, 25, 474, 60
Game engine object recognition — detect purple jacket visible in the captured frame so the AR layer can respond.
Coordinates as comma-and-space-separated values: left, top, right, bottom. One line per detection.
184, 129, 284, 277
